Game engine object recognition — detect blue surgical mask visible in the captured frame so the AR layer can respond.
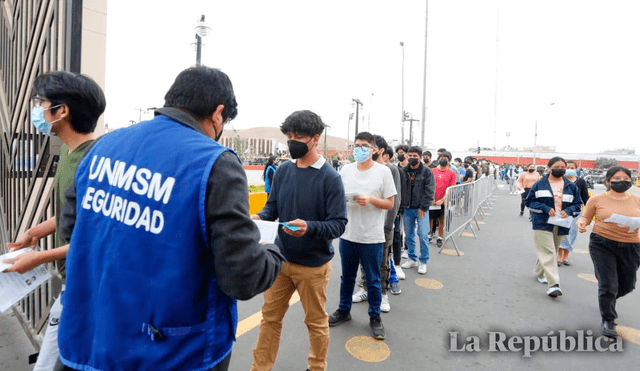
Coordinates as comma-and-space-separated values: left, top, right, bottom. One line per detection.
31, 104, 61, 136
565, 169, 577, 177
353, 147, 370, 163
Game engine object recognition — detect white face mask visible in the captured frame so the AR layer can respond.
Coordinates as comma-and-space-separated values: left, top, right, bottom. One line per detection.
31, 104, 62, 136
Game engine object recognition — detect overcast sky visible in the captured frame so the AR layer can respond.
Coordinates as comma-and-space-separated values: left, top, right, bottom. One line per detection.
104, 0, 640, 154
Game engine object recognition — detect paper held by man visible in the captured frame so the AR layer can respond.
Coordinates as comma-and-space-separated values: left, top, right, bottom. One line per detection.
0, 248, 52, 313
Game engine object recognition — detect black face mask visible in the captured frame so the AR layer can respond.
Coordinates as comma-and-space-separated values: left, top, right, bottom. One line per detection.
439, 159, 448, 167
287, 139, 310, 159
528, 168, 535, 173
551, 169, 566, 178
424, 158, 430, 164
372, 153, 380, 161
409, 158, 419, 166
610, 180, 633, 193
397, 154, 406, 162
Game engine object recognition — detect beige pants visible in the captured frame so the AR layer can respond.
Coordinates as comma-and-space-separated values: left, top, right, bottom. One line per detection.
251, 261, 332, 371
533, 227, 566, 287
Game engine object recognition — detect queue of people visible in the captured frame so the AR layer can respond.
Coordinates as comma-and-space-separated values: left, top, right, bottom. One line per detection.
3, 66, 638, 370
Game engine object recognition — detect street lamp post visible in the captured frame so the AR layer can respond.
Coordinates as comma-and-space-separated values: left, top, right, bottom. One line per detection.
323, 124, 330, 155
400, 41, 405, 144
403, 111, 420, 146
533, 102, 555, 165
346, 113, 353, 148
352, 99, 363, 136
194, 15, 210, 66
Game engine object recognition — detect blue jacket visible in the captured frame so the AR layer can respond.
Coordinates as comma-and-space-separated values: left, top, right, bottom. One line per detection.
60, 116, 237, 371
524, 175, 583, 234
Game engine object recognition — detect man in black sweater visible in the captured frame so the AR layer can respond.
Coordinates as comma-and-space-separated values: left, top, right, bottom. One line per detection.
251, 110, 347, 371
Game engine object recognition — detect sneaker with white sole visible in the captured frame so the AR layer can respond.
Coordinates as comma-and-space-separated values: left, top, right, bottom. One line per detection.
547, 286, 562, 297
352, 287, 368, 303
436, 237, 443, 248
418, 262, 428, 274
389, 282, 401, 295
537, 276, 548, 284
380, 294, 390, 313
401, 251, 409, 260
395, 265, 406, 280
401, 259, 418, 269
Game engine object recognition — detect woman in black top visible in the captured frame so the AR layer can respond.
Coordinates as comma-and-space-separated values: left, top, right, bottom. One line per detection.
558, 160, 590, 265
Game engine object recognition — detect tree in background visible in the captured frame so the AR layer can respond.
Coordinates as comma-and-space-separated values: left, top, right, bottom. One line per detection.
594, 157, 618, 169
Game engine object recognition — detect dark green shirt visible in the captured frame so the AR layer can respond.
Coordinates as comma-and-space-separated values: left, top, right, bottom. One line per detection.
54, 140, 93, 280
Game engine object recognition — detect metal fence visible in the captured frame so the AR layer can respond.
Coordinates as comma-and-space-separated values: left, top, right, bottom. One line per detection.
440, 176, 497, 255
1, 0, 81, 349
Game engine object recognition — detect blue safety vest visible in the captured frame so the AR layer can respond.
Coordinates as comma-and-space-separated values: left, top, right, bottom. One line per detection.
59, 115, 238, 371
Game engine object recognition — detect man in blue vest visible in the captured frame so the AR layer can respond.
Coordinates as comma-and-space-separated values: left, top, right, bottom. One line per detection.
56, 67, 285, 371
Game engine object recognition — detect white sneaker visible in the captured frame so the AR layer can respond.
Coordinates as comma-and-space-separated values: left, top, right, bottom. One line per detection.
401, 251, 409, 260
537, 276, 548, 284
380, 294, 390, 313
395, 265, 406, 280
418, 262, 428, 275
401, 260, 418, 269
352, 287, 368, 303
547, 286, 562, 297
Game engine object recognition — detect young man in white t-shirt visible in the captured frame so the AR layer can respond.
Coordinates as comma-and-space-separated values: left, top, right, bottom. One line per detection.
328, 132, 396, 340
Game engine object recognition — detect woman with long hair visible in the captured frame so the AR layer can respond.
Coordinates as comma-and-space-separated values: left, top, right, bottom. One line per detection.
524, 157, 583, 298
263, 155, 278, 195
577, 166, 640, 338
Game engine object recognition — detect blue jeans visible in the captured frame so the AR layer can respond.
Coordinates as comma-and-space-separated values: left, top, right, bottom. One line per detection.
560, 212, 581, 252
338, 239, 383, 318
403, 208, 430, 264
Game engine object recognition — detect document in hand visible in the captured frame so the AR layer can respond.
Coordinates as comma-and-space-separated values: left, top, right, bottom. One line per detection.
603, 214, 640, 233
0, 249, 51, 312
547, 215, 574, 229
253, 220, 279, 244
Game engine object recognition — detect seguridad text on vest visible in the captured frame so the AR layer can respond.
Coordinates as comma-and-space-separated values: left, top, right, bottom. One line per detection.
79, 155, 176, 234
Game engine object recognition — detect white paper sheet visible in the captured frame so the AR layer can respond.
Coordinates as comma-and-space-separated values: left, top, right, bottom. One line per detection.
0, 248, 34, 272
344, 191, 362, 201
547, 215, 574, 228
0, 264, 51, 313
253, 220, 279, 244
603, 214, 640, 233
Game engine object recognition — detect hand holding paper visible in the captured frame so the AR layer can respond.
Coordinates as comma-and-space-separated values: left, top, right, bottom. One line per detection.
547, 215, 573, 228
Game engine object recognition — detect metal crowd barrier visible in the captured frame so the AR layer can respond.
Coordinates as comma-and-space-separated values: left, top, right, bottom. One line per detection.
440, 175, 498, 256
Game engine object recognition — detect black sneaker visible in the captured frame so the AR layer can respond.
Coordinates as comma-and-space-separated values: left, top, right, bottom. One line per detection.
436, 237, 443, 248
519, 211, 524, 217
369, 316, 385, 340
328, 310, 351, 327
602, 319, 618, 338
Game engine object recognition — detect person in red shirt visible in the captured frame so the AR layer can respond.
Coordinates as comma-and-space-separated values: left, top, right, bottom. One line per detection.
429, 151, 458, 247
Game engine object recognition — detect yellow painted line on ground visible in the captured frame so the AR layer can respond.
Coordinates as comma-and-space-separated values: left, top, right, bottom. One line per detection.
477, 221, 485, 225
573, 249, 589, 254
236, 292, 300, 338
441, 249, 464, 256
415, 278, 444, 290
617, 326, 640, 345
345, 336, 390, 362
461, 232, 474, 237
577, 273, 598, 283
